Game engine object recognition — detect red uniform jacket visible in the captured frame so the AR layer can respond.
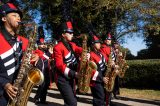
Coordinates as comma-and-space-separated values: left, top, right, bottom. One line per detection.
90, 51, 107, 84
53, 41, 82, 79
100, 44, 111, 62
0, 32, 28, 95
32, 49, 52, 72
33, 49, 50, 60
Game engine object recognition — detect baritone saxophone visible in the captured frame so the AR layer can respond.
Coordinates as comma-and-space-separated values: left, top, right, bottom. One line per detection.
118, 48, 129, 78
104, 48, 119, 92
77, 34, 97, 94
7, 23, 44, 106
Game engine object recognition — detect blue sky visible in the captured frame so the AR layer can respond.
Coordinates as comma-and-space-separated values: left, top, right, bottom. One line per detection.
122, 36, 147, 56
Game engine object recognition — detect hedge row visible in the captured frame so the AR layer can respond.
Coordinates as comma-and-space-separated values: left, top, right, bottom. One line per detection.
120, 59, 160, 89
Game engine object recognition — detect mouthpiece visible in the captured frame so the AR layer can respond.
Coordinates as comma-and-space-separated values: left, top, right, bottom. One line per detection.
18, 22, 24, 25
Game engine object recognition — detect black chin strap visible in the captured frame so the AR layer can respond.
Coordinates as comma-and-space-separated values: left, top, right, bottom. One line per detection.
61, 38, 74, 54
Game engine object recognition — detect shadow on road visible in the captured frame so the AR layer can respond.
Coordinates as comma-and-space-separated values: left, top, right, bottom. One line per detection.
28, 96, 63, 106
111, 101, 129, 106
47, 91, 63, 99
77, 96, 92, 105
118, 96, 160, 105
35, 102, 63, 106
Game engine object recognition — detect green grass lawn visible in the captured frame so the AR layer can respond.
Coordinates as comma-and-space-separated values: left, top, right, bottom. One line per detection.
120, 88, 160, 100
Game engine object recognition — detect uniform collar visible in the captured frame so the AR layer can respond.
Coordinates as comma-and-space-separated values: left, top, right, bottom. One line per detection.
1, 26, 17, 41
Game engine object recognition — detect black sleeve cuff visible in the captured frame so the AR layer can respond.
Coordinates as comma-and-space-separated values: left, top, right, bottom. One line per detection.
68, 70, 76, 79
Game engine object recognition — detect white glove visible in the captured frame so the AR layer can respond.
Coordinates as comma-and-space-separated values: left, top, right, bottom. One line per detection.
87, 53, 90, 61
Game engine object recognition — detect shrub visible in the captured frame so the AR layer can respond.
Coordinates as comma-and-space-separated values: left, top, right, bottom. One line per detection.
120, 59, 160, 89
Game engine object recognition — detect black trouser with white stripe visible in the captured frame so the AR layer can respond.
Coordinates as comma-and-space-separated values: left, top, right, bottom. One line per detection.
57, 76, 77, 106
91, 82, 106, 106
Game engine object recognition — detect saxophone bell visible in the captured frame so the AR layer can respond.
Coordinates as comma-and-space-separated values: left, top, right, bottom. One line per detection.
28, 68, 44, 85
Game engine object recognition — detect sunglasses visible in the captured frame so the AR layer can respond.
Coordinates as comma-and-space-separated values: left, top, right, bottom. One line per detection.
66, 32, 73, 34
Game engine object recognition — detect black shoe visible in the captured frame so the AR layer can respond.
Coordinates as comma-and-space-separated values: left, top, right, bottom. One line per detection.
114, 95, 119, 99
110, 101, 114, 106
76, 88, 80, 94
34, 99, 40, 104
39, 101, 48, 104
76, 96, 79, 100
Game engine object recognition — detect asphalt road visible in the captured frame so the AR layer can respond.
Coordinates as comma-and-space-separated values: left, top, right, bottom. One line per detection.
27, 87, 160, 106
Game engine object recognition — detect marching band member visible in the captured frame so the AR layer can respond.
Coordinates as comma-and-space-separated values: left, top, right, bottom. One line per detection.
89, 34, 109, 106
112, 39, 121, 99
0, 2, 39, 105
0, 3, 27, 105
53, 21, 83, 106
101, 33, 120, 105
33, 26, 51, 104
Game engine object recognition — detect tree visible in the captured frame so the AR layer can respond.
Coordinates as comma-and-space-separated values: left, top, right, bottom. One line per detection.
126, 49, 136, 60
6, 0, 160, 42
144, 30, 160, 59
137, 49, 148, 59
136, 28, 160, 59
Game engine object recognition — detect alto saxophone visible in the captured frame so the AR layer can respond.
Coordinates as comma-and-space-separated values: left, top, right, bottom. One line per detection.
118, 48, 129, 78
104, 47, 119, 92
8, 23, 44, 106
77, 34, 97, 94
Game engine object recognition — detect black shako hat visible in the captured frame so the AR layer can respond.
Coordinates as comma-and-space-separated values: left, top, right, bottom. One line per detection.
91, 35, 101, 44
61, 21, 74, 33
0, 3, 23, 18
105, 33, 112, 40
